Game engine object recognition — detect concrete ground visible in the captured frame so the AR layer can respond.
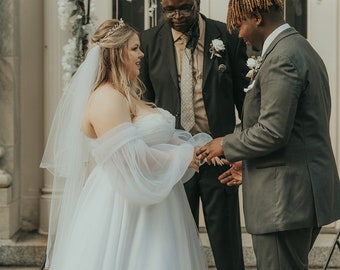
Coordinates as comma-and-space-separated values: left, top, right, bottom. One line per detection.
1, 228, 340, 270
0, 266, 334, 269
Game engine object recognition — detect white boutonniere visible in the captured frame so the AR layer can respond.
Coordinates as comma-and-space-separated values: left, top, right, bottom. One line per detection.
244, 56, 262, 93
209, 39, 225, 59
246, 55, 263, 81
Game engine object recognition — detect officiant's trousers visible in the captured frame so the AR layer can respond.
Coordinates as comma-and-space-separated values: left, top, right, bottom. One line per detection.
184, 163, 244, 270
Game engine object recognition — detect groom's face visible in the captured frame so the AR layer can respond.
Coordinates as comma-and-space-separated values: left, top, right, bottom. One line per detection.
161, 0, 199, 33
237, 15, 263, 52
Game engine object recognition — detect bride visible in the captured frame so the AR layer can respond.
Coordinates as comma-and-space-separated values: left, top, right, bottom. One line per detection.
40, 18, 211, 270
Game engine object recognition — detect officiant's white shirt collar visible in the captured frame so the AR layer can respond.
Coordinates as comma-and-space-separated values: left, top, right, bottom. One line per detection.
261, 23, 290, 57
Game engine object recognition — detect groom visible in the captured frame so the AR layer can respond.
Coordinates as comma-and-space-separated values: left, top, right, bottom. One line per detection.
198, 0, 340, 269
139, 0, 249, 269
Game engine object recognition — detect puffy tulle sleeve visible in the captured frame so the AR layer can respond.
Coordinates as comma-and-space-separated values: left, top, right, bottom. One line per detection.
91, 122, 196, 206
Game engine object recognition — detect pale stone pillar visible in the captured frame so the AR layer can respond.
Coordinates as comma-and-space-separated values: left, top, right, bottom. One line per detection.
0, 0, 20, 239
96, 0, 113, 23
39, 0, 113, 234
308, 0, 340, 229
39, 1, 67, 235
18, 0, 44, 232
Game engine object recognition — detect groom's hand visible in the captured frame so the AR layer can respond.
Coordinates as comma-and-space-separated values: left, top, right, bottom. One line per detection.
196, 137, 224, 165
219, 161, 242, 186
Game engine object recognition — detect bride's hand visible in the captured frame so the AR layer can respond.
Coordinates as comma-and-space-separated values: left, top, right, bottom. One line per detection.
189, 152, 200, 173
198, 155, 225, 166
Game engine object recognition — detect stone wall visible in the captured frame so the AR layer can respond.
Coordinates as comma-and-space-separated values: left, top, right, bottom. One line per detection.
0, 0, 20, 239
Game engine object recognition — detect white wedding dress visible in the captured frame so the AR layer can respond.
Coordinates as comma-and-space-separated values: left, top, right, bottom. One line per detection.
48, 108, 208, 270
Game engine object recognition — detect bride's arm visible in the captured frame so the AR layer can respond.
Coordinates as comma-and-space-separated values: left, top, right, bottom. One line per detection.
87, 89, 198, 205
92, 126, 195, 205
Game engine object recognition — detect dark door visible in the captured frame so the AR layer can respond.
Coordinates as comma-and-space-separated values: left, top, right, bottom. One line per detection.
112, 0, 164, 31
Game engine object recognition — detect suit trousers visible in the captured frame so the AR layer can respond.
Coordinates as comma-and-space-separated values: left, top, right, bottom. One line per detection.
252, 227, 321, 270
184, 163, 245, 270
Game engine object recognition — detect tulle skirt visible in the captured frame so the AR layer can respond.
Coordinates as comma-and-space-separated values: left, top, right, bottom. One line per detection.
49, 166, 207, 270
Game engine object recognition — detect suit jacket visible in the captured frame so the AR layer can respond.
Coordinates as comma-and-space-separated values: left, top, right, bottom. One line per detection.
222, 27, 340, 234
139, 15, 248, 138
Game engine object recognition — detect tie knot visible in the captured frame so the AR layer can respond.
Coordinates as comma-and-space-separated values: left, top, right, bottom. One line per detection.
182, 33, 188, 38
181, 34, 189, 43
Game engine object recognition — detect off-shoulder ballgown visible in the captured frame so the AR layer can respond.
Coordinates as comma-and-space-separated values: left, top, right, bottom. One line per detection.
48, 109, 208, 270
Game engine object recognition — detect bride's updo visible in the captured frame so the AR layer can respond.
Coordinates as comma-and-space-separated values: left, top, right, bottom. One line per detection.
89, 19, 145, 116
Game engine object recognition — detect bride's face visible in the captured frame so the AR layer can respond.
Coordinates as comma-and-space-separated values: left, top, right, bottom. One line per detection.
123, 33, 144, 80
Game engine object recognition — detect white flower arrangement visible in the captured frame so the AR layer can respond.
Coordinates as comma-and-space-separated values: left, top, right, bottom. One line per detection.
209, 38, 225, 59
58, 0, 97, 83
246, 55, 263, 81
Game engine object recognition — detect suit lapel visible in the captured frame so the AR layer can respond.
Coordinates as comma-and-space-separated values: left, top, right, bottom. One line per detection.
202, 18, 221, 90
159, 24, 179, 89
261, 27, 298, 63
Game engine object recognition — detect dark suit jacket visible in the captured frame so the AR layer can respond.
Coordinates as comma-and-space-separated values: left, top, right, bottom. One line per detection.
222, 27, 340, 234
139, 15, 248, 138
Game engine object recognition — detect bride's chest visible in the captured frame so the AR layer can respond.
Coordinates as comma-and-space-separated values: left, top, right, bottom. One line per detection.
134, 110, 175, 145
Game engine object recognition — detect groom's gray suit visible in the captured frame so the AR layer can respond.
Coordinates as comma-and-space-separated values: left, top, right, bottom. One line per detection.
222, 26, 340, 263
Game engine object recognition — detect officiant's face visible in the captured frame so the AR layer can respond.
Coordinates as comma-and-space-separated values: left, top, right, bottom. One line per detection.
161, 0, 199, 33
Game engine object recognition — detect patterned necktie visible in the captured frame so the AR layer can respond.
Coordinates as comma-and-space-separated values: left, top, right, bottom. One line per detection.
180, 46, 195, 131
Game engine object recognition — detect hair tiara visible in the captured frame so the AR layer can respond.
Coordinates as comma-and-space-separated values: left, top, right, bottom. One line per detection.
103, 18, 126, 39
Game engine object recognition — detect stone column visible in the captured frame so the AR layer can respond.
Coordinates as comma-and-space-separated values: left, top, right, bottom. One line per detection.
18, 0, 44, 233
307, 0, 340, 228
39, 0, 113, 234
0, 0, 20, 239
39, 1, 67, 234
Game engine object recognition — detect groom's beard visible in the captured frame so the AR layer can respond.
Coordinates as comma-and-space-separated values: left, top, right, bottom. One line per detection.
251, 45, 261, 52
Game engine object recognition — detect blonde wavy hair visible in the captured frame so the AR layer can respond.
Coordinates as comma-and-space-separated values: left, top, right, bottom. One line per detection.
88, 19, 147, 117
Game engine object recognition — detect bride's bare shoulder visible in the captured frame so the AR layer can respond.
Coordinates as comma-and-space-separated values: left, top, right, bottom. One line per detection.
82, 83, 131, 137
89, 83, 128, 105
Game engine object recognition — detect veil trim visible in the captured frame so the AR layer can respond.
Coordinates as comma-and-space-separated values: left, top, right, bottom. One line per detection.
40, 45, 101, 268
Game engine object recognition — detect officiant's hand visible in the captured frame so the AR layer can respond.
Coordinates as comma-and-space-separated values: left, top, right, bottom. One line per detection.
218, 161, 242, 186
196, 137, 224, 165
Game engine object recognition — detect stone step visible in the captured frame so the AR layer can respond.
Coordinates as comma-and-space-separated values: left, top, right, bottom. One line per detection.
0, 230, 339, 269
0, 232, 46, 267
0, 268, 40, 270
0, 264, 335, 269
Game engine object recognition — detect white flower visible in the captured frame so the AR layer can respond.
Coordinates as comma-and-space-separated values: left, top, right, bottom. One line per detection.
244, 55, 262, 92
211, 39, 225, 52
246, 56, 262, 80
83, 23, 96, 36
246, 58, 256, 69
57, 0, 77, 30
247, 56, 262, 70
58, 0, 97, 84
209, 38, 225, 59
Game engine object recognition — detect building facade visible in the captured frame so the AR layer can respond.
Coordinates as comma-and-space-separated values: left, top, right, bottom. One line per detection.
0, 0, 339, 242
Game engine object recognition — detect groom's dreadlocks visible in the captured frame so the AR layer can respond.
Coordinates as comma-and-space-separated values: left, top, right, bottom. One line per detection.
226, 0, 284, 32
